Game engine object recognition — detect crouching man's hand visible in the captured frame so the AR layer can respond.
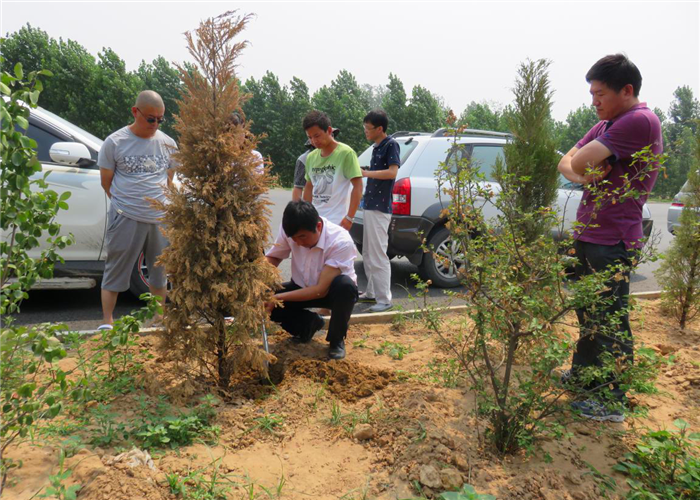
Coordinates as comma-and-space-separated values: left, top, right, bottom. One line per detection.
264, 300, 276, 315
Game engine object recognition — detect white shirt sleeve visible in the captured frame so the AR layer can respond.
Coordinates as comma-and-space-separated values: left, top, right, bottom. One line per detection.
265, 223, 292, 261
324, 238, 357, 276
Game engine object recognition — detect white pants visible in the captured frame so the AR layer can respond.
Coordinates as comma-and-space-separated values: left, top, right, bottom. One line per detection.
362, 210, 392, 304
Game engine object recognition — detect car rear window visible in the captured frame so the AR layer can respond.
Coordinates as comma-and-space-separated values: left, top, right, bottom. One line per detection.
357, 138, 419, 168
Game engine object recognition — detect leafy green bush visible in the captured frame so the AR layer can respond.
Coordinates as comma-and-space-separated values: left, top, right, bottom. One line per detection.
614, 419, 700, 499
425, 61, 665, 454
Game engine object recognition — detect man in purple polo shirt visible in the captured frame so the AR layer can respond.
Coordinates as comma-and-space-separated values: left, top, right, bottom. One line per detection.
558, 54, 663, 422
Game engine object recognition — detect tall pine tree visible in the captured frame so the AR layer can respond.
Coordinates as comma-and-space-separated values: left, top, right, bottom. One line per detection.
157, 11, 279, 389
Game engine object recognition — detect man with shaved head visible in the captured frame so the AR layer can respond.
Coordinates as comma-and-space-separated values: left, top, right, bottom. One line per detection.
97, 90, 178, 330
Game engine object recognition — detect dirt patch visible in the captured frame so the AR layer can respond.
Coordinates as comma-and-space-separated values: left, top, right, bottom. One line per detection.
288, 359, 395, 401
5, 299, 700, 500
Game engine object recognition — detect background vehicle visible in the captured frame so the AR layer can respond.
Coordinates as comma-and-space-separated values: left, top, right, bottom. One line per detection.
17, 105, 156, 297
667, 180, 690, 234
350, 129, 654, 288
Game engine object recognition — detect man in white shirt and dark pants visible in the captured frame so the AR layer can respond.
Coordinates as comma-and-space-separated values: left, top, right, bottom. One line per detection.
265, 201, 359, 360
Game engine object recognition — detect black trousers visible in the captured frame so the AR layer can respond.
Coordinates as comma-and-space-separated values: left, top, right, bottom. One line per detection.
270, 275, 358, 346
572, 240, 636, 402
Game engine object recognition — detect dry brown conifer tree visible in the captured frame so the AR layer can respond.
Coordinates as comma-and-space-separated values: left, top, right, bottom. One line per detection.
156, 11, 279, 389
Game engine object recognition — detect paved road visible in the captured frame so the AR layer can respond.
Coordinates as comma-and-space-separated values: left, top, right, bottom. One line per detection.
11, 190, 673, 331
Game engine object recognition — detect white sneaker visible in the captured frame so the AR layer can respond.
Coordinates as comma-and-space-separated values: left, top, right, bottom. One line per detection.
368, 303, 393, 313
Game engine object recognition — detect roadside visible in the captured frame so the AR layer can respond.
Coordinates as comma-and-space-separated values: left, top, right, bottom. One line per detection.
11, 191, 673, 331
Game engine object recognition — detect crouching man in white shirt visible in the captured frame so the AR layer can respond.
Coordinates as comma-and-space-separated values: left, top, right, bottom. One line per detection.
265, 201, 359, 360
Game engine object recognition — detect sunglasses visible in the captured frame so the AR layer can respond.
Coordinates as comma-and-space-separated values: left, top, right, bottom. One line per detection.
137, 108, 165, 124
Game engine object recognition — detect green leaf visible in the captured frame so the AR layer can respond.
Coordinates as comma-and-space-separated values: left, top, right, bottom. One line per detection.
673, 419, 689, 431
17, 382, 36, 398
15, 115, 28, 130
14, 62, 23, 80
29, 91, 40, 105
0, 82, 10, 95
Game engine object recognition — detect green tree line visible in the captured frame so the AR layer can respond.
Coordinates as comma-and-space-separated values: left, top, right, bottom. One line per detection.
2, 24, 697, 194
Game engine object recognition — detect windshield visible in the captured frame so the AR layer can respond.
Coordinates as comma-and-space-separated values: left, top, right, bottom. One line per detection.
357, 138, 419, 167
36, 106, 104, 147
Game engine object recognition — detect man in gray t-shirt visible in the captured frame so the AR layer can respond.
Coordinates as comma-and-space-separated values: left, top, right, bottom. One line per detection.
97, 90, 177, 330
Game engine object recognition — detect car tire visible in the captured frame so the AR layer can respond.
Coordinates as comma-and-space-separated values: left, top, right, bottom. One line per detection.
129, 252, 151, 298
129, 251, 172, 298
418, 226, 464, 288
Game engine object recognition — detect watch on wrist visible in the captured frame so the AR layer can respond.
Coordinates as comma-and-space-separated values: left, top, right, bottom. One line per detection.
345, 215, 353, 222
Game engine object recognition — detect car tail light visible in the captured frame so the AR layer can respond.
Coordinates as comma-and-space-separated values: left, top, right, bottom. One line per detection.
392, 178, 411, 215
672, 202, 684, 207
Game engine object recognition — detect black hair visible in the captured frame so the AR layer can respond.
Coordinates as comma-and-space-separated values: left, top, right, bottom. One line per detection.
586, 54, 642, 97
282, 201, 320, 237
302, 110, 331, 131
226, 111, 244, 128
363, 109, 389, 133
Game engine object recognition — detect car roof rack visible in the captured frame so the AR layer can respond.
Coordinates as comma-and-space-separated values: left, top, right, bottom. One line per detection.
431, 127, 512, 139
390, 131, 432, 138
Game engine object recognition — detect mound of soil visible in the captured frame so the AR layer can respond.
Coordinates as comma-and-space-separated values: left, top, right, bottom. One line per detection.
288, 359, 395, 401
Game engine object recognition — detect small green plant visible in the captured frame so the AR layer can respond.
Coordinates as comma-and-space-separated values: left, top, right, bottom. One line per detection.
89, 404, 127, 447
352, 337, 369, 349
438, 484, 496, 500
250, 413, 284, 434
375, 341, 413, 360
165, 459, 234, 500
329, 400, 343, 427
583, 462, 618, 498
425, 358, 464, 388
38, 449, 81, 500
613, 419, 700, 499
135, 403, 220, 449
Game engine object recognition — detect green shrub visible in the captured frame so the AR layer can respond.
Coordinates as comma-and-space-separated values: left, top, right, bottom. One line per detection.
614, 419, 700, 499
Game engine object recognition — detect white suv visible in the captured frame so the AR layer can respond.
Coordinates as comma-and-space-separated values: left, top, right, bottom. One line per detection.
350, 129, 654, 287
18, 105, 156, 296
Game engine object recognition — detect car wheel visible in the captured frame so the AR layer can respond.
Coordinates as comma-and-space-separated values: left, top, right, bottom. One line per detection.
418, 226, 464, 288
129, 251, 171, 298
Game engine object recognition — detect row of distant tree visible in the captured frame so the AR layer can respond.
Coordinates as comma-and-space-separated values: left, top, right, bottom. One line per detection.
2, 24, 698, 195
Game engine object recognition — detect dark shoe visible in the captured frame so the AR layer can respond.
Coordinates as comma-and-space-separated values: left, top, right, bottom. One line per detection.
328, 340, 346, 360
570, 400, 625, 423
292, 313, 325, 343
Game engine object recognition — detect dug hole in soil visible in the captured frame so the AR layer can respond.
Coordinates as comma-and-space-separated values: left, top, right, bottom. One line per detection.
5, 299, 700, 500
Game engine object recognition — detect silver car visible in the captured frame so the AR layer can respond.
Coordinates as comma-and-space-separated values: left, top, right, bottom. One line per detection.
350, 129, 654, 288
668, 180, 690, 234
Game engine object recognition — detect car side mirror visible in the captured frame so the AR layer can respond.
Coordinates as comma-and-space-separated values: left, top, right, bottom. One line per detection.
49, 142, 92, 166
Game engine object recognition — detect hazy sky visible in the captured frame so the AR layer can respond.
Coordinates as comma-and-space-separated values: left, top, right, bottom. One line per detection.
2, 1, 699, 122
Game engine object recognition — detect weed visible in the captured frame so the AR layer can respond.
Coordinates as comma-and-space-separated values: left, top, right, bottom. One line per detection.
437, 483, 496, 499
329, 400, 344, 427
89, 404, 127, 447
250, 414, 285, 434
583, 462, 618, 498
375, 341, 413, 360
613, 419, 700, 499
165, 459, 235, 500
425, 358, 464, 388
38, 449, 81, 500
352, 337, 369, 349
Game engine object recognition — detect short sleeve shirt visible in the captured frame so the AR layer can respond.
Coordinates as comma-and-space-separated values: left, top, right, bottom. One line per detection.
575, 103, 663, 249
265, 217, 358, 287
293, 150, 312, 189
363, 137, 401, 214
98, 127, 178, 224
305, 142, 362, 224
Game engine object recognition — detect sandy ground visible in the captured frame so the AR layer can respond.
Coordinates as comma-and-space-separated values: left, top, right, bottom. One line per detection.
5, 299, 699, 500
